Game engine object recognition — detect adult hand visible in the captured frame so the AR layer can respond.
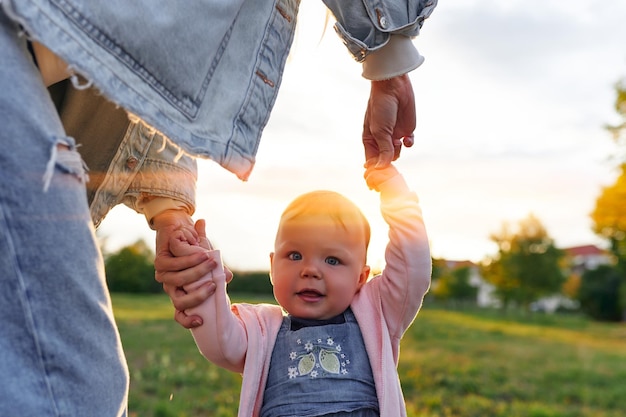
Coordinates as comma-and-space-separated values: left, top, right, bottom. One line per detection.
362, 74, 416, 168
153, 210, 217, 328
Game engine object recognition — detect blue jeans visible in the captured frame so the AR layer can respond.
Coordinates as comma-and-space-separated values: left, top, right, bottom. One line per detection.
0, 9, 128, 417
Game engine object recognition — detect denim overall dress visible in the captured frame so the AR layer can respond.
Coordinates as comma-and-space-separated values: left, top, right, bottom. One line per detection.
260, 308, 379, 417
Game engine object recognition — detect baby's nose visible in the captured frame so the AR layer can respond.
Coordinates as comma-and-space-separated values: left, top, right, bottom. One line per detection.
300, 263, 321, 279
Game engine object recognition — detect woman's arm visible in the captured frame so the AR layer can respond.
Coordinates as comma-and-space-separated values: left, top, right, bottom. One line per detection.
322, 0, 438, 65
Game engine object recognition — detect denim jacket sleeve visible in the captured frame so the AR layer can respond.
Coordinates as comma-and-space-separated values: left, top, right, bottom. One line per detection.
322, 0, 438, 62
90, 121, 197, 227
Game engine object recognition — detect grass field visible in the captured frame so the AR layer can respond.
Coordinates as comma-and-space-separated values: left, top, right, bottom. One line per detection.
112, 294, 626, 417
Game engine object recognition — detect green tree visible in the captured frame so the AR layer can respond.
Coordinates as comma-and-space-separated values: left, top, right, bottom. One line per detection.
227, 270, 273, 296
105, 240, 160, 293
431, 264, 477, 306
448, 267, 478, 302
481, 214, 565, 309
587, 77, 626, 320
591, 164, 626, 267
434, 267, 478, 303
428, 258, 448, 301
578, 265, 623, 321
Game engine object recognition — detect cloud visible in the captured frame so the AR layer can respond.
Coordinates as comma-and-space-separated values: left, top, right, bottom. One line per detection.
434, 1, 621, 71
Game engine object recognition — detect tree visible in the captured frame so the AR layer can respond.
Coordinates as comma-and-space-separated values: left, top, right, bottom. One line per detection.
446, 266, 478, 304
561, 273, 582, 300
481, 214, 565, 309
590, 165, 626, 322
227, 271, 273, 296
105, 240, 161, 293
591, 164, 626, 268
587, 77, 626, 321
578, 265, 623, 321
430, 262, 478, 306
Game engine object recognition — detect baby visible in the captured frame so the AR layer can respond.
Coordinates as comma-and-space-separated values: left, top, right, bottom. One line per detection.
170, 164, 431, 416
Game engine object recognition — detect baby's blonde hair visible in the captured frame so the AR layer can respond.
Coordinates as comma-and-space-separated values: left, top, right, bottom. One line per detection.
277, 191, 371, 252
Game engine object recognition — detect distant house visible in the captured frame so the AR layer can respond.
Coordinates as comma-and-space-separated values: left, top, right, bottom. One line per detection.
529, 245, 613, 313
562, 244, 613, 276
438, 244, 613, 312
441, 260, 500, 308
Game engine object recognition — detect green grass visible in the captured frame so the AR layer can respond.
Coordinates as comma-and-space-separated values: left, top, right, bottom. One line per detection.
112, 294, 626, 417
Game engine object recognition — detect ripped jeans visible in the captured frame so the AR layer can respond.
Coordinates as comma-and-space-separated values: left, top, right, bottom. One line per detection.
0, 9, 128, 417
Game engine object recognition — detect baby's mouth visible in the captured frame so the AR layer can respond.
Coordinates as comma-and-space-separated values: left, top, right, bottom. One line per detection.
296, 289, 324, 302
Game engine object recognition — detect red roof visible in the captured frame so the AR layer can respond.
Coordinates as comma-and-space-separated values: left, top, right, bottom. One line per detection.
444, 260, 476, 269
564, 245, 606, 257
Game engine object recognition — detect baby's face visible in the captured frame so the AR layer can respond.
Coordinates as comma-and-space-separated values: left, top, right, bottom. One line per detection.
270, 218, 369, 320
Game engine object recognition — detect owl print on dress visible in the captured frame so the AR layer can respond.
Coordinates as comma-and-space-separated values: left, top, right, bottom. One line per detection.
287, 337, 351, 379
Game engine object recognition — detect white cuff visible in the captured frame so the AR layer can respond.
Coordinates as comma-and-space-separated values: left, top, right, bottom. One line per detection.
362, 35, 425, 81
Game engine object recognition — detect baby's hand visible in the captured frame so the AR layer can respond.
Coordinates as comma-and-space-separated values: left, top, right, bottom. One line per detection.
364, 164, 399, 192
169, 229, 204, 257
168, 223, 227, 291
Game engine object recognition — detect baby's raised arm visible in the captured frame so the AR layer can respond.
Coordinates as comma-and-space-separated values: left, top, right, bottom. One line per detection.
169, 227, 248, 373
363, 164, 432, 336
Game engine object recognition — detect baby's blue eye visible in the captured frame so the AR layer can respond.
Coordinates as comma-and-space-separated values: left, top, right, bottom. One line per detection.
288, 252, 302, 261
326, 257, 340, 266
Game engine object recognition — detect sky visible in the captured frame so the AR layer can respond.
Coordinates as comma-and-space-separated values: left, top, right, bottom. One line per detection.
97, 0, 626, 272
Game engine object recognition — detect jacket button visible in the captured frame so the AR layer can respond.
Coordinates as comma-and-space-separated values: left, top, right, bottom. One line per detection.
379, 16, 388, 29
126, 156, 139, 170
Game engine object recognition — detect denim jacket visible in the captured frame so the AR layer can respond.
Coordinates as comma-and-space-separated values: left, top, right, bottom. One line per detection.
5, 0, 436, 180
50, 80, 196, 227
90, 122, 197, 228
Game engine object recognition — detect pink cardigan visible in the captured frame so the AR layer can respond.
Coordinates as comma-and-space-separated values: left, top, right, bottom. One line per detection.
190, 173, 431, 416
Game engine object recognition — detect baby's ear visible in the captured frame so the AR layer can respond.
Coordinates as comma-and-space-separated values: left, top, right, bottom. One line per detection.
357, 265, 371, 289
268, 252, 275, 284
